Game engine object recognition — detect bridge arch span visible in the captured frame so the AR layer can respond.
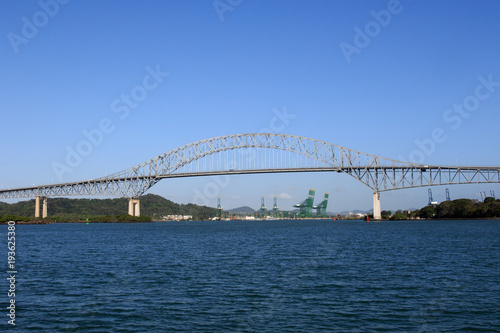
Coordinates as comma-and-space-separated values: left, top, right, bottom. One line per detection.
102, 133, 413, 196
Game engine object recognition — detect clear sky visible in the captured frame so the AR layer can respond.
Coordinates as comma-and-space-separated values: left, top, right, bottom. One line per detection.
1, 0, 500, 213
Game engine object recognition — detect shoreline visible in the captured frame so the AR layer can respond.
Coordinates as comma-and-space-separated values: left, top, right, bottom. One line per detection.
3, 217, 500, 225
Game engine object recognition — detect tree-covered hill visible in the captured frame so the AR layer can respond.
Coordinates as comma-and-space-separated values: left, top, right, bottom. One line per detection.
412, 197, 500, 219
0, 194, 216, 221
228, 206, 256, 214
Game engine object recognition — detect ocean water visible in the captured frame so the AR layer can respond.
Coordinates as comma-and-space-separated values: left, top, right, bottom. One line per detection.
1, 219, 499, 332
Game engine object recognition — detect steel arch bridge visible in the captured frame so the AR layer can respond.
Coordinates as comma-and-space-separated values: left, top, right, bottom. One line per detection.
1, 133, 499, 219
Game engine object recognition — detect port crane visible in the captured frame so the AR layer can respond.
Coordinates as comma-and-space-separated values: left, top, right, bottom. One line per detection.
293, 189, 315, 218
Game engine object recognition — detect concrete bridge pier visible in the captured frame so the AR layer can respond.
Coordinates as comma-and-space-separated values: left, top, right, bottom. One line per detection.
35, 196, 48, 218
128, 198, 140, 217
373, 192, 381, 220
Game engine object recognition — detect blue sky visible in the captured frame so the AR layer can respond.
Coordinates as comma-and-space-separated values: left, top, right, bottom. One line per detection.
1, 0, 499, 213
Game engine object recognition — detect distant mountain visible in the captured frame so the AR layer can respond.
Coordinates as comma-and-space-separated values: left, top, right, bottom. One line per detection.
228, 206, 256, 214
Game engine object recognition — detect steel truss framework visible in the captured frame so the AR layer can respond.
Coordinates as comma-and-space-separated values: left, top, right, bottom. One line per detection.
1, 133, 499, 199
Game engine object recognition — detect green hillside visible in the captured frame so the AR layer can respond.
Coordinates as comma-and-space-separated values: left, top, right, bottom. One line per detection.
412, 197, 500, 219
0, 194, 216, 222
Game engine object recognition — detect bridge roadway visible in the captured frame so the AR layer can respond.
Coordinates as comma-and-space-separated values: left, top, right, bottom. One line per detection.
1, 133, 499, 219
3, 165, 499, 197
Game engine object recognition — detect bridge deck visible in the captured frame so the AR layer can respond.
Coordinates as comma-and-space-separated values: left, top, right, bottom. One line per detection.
1, 165, 499, 199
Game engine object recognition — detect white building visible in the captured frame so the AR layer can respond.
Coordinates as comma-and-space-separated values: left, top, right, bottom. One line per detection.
163, 215, 193, 221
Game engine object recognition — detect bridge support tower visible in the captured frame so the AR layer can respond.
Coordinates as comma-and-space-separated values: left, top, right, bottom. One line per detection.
35, 196, 48, 218
128, 198, 140, 217
373, 192, 381, 220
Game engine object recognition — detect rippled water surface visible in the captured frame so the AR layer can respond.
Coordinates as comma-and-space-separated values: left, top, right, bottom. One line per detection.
2, 219, 499, 332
